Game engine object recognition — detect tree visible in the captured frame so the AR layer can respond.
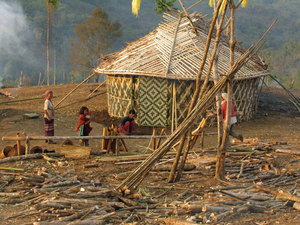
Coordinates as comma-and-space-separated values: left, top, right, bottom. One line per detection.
46, 0, 59, 86
69, 8, 122, 79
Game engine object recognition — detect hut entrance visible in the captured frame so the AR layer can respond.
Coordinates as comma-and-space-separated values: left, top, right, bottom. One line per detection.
138, 77, 168, 127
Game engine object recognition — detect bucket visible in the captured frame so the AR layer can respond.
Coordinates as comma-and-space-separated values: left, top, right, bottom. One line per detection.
62, 139, 75, 146
30, 146, 43, 154
0, 146, 16, 159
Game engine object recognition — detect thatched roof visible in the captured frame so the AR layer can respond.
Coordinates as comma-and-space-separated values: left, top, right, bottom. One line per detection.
95, 12, 270, 81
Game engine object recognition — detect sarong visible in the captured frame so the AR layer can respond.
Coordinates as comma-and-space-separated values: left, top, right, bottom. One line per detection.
44, 118, 54, 136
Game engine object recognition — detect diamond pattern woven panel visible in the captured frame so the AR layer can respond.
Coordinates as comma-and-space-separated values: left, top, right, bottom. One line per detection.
138, 77, 168, 127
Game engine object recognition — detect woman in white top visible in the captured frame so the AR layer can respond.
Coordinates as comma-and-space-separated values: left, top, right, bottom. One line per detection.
44, 90, 56, 144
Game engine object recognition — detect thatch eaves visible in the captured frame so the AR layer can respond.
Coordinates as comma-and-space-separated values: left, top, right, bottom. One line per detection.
95, 12, 270, 81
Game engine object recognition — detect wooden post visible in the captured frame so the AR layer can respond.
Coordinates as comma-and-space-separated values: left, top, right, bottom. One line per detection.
152, 129, 157, 150
120, 139, 128, 152
131, 76, 134, 109
200, 131, 204, 150
16, 133, 21, 156
170, 81, 174, 132
106, 131, 112, 154
102, 127, 106, 150
25, 136, 30, 155
114, 128, 119, 155
174, 82, 178, 130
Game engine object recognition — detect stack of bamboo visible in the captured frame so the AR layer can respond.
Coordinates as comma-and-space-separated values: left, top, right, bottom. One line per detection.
102, 125, 127, 154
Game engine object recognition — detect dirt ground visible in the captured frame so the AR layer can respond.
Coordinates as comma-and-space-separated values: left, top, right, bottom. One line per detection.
0, 84, 300, 224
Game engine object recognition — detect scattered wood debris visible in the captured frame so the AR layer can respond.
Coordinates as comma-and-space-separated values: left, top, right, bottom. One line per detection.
0, 139, 299, 224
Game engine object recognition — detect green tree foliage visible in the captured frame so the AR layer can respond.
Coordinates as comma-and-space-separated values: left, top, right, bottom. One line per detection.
154, 0, 177, 14
1, 0, 300, 88
69, 8, 122, 76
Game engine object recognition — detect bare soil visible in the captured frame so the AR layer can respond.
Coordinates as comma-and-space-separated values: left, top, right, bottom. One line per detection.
0, 84, 300, 224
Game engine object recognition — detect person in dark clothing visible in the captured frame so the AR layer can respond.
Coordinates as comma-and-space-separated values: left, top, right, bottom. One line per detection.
118, 109, 140, 135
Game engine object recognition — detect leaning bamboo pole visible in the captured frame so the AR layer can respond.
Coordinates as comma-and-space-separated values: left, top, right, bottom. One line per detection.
174, 0, 228, 182
268, 74, 300, 106
168, 0, 224, 183
54, 72, 95, 109
86, 76, 105, 98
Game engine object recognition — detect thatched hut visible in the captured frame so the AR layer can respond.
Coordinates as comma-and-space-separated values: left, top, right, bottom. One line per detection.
94, 12, 270, 127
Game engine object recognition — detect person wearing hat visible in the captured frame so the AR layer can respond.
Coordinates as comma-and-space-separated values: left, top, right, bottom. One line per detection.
221, 93, 243, 145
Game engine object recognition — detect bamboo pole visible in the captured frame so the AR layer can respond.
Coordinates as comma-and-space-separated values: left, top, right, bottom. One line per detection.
86, 77, 105, 98
25, 136, 29, 155
54, 72, 95, 109
2, 134, 205, 142
171, 81, 174, 132
0, 97, 44, 104
174, 83, 178, 130
174, 0, 228, 182
55, 91, 106, 110
114, 128, 119, 155
106, 130, 113, 154
168, 0, 224, 183
102, 128, 106, 150
213, 0, 223, 148
152, 129, 157, 150
156, 128, 166, 150
16, 133, 21, 156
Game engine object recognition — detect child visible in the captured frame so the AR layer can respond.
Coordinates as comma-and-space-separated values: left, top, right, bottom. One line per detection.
76, 106, 94, 146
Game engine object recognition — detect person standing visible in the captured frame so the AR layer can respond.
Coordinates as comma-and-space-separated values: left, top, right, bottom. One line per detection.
221, 93, 243, 145
44, 90, 56, 144
118, 109, 140, 135
76, 106, 94, 146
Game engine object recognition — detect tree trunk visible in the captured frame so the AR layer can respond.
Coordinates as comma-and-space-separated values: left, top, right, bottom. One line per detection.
47, 3, 50, 86
54, 49, 56, 85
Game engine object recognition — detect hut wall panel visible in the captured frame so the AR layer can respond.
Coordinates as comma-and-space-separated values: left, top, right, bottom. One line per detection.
106, 76, 132, 118
138, 77, 168, 127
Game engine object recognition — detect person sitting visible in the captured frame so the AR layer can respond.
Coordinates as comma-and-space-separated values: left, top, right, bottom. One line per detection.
118, 109, 140, 135
221, 93, 243, 145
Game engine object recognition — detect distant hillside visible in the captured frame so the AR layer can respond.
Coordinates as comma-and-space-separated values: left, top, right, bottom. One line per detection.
0, 0, 299, 89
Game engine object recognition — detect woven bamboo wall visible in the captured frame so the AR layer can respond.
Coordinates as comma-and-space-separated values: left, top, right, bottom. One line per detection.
106, 76, 132, 118
106, 75, 262, 127
172, 77, 262, 127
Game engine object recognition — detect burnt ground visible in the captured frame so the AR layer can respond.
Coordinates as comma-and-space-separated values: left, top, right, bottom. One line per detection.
0, 84, 299, 224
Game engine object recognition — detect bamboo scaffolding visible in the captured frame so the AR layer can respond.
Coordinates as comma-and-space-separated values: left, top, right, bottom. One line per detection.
116, 19, 275, 191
